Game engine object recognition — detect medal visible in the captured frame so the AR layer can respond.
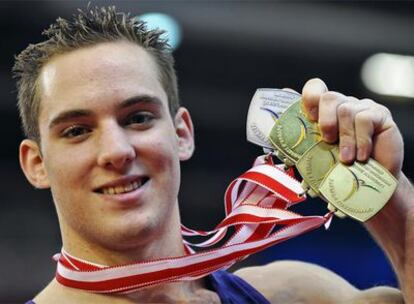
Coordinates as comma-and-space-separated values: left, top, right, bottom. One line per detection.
247, 89, 398, 222
296, 141, 339, 198
55, 87, 399, 293
246, 89, 301, 149
319, 160, 397, 221
268, 101, 321, 166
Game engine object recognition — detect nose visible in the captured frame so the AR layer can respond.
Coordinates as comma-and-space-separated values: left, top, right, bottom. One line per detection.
97, 123, 136, 171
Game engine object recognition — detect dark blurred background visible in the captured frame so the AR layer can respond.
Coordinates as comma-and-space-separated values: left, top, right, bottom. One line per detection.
1, 1, 414, 302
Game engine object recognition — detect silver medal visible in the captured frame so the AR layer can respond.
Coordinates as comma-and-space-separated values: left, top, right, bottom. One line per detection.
246, 88, 301, 149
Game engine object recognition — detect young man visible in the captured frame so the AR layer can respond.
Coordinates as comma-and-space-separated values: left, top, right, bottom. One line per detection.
14, 6, 413, 304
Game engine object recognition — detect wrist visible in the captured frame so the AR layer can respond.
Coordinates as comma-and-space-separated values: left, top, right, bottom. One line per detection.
364, 172, 414, 284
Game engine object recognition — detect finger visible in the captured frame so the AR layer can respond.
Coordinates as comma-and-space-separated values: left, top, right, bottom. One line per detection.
354, 111, 375, 162
337, 100, 370, 163
318, 91, 348, 143
301, 78, 328, 121
354, 101, 392, 162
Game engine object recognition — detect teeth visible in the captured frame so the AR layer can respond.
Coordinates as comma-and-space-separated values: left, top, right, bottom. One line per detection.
117, 185, 126, 194
101, 180, 144, 195
125, 183, 133, 192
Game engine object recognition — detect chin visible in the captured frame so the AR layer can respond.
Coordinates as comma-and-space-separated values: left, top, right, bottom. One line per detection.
92, 214, 161, 251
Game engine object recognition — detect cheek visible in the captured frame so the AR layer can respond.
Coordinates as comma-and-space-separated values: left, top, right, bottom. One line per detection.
141, 125, 179, 163
43, 150, 95, 228
141, 131, 181, 185
43, 144, 93, 193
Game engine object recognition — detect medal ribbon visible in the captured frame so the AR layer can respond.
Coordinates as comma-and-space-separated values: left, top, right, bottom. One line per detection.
54, 155, 333, 293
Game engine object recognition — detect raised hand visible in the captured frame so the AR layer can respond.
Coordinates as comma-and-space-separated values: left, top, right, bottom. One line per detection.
300, 78, 404, 179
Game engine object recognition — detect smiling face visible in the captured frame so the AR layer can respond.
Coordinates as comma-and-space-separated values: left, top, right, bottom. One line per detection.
19, 41, 194, 259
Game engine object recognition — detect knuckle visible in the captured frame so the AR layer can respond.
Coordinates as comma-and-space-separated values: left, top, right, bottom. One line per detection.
339, 117, 355, 137
379, 104, 392, 116
340, 127, 355, 140
356, 136, 372, 149
361, 98, 391, 114
320, 91, 341, 104
337, 102, 354, 119
355, 111, 371, 124
319, 119, 337, 134
339, 134, 355, 147
347, 96, 360, 103
361, 98, 375, 105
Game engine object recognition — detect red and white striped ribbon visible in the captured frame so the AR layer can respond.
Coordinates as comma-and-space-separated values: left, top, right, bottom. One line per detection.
54, 155, 333, 293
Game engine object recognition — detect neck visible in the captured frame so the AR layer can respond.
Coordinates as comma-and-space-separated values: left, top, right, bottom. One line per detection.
59, 201, 186, 266
61, 233, 187, 267
50, 241, 219, 303
45, 203, 220, 303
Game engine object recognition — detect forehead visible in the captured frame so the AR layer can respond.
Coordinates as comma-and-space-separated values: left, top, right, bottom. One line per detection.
38, 41, 167, 120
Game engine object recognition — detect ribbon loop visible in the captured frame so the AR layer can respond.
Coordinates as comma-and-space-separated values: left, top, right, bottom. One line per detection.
55, 155, 332, 293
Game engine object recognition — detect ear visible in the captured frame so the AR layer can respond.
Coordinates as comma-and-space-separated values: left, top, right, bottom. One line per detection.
19, 139, 50, 189
174, 107, 195, 161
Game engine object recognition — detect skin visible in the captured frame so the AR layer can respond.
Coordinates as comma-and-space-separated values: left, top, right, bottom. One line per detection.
237, 79, 412, 303
19, 41, 412, 303
20, 41, 220, 303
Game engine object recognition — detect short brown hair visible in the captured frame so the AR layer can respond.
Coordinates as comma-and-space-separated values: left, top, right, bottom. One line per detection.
13, 5, 179, 142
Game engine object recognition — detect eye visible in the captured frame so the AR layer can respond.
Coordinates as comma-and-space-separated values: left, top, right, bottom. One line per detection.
125, 112, 155, 126
61, 125, 91, 138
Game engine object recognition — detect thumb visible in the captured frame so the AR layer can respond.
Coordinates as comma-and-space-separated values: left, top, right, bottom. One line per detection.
301, 78, 328, 121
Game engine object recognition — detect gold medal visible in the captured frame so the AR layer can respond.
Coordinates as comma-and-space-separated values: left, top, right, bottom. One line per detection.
296, 141, 339, 197
245, 88, 398, 222
269, 101, 321, 164
319, 160, 397, 222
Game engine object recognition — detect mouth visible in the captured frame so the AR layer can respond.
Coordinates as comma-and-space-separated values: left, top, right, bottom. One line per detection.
94, 177, 150, 195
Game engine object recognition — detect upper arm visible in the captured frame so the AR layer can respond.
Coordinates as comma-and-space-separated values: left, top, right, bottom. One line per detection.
350, 287, 403, 304
234, 260, 402, 304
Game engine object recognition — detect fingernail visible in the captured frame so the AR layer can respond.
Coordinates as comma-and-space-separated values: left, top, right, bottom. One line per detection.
323, 133, 333, 142
340, 146, 352, 162
357, 148, 367, 161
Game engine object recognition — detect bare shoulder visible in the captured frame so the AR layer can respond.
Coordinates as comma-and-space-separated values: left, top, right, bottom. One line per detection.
33, 279, 87, 304
234, 260, 357, 303
33, 279, 76, 304
234, 260, 403, 304
33, 280, 59, 304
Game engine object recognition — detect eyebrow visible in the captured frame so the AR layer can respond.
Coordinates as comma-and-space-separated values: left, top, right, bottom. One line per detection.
48, 94, 163, 129
119, 95, 163, 110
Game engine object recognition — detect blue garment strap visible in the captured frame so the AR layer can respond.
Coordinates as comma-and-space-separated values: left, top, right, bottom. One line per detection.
210, 270, 270, 303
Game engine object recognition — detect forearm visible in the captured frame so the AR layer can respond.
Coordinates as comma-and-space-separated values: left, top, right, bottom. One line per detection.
364, 173, 414, 301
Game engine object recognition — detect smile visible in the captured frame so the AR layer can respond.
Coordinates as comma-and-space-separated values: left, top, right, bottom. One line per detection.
95, 177, 149, 195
